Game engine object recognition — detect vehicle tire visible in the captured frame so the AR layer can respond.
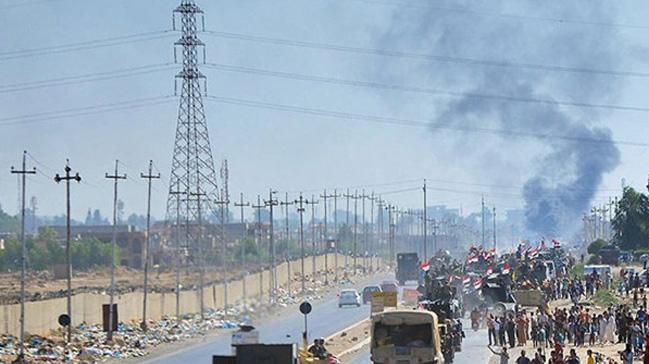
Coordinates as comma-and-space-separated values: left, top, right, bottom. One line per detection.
398, 280, 405, 286
357, 303, 361, 307
339, 304, 342, 308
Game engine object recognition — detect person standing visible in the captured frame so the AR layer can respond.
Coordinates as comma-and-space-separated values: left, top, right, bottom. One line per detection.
488, 314, 497, 346
517, 350, 531, 364
620, 343, 634, 364
565, 349, 580, 364
488, 345, 510, 364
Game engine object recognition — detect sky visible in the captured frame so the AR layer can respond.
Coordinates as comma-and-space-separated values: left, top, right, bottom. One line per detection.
0, 0, 648, 232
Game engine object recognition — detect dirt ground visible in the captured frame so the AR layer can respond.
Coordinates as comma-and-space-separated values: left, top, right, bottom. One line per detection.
0, 264, 289, 304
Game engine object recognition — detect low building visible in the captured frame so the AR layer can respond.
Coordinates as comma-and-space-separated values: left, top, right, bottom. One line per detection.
38, 225, 147, 269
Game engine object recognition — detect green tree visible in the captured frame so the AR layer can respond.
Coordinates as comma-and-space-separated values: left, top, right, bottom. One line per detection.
587, 239, 607, 255
612, 187, 649, 250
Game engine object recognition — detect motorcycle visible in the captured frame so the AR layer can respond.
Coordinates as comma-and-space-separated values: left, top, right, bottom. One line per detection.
471, 319, 480, 331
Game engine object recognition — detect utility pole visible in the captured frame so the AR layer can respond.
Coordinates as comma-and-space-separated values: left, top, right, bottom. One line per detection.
492, 206, 497, 250
214, 193, 230, 311
320, 189, 336, 284
423, 180, 427, 259
105, 160, 127, 341
386, 204, 395, 266
140, 160, 160, 331
169, 184, 184, 323
360, 190, 370, 272
264, 189, 279, 303
251, 196, 265, 302
294, 194, 310, 296
333, 189, 341, 281
350, 191, 361, 274
11, 151, 35, 361
369, 192, 376, 271
481, 196, 485, 247
54, 161, 81, 344
309, 195, 319, 278
234, 193, 249, 308
188, 190, 207, 321
280, 193, 293, 295
376, 198, 385, 260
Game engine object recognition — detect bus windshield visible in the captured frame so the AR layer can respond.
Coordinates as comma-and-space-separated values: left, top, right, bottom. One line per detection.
373, 323, 433, 348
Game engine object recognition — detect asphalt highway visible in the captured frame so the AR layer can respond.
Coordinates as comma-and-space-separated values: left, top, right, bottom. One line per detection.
143, 275, 391, 364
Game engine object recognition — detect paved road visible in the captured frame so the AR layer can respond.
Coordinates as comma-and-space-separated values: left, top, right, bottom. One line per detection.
347, 319, 490, 364
144, 276, 390, 364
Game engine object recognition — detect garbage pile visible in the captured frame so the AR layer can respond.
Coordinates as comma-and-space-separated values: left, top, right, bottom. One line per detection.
0, 266, 369, 363
0, 306, 243, 363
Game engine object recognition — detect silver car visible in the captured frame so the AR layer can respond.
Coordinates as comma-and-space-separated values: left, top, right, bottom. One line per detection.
338, 289, 361, 308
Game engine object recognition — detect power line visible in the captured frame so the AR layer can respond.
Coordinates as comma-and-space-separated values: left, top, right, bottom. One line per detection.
0, 95, 176, 127
205, 95, 649, 148
204, 30, 649, 79
341, 0, 649, 30
0, 63, 175, 94
0, 30, 173, 61
204, 62, 649, 113
0, 0, 64, 10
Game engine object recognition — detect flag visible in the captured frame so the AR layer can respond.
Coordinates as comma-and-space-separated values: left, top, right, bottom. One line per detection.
552, 239, 561, 248
467, 255, 479, 264
502, 262, 511, 275
474, 278, 482, 290
463, 275, 470, 285
421, 261, 430, 272
529, 247, 540, 258
486, 266, 493, 275
486, 247, 496, 257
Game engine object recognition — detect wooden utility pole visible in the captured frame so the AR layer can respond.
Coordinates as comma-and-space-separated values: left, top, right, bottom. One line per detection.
11, 151, 35, 361
54, 161, 81, 343
140, 160, 159, 331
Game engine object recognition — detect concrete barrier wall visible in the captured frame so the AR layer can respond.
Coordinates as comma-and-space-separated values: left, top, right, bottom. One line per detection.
0, 254, 383, 336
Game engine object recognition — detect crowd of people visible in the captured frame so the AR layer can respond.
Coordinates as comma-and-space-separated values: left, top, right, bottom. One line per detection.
484, 271, 649, 364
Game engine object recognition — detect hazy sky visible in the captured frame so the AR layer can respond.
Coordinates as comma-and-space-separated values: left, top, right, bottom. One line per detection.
1, 0, 648, 226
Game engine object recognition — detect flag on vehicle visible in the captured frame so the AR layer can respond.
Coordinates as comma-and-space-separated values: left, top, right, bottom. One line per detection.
502, 262, 511, 275
552, 239, 561, 248
528, 247, 540, 258
473, 278, 482, 290
463, 275, 471, 285
486, 247, 496, 257
420, 261, 430, 272
467, 255, 479, 263
486, 266, 493, 275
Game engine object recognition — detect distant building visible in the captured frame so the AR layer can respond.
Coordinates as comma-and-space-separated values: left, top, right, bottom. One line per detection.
38, 225, 149, 269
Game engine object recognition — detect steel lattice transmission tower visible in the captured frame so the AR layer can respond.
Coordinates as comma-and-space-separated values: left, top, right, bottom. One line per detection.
166, 1, 219, 252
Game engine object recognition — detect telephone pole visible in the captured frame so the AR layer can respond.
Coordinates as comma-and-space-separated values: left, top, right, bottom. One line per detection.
140, 160, 160, 331
105, 160, 127, 341
369, 192, 376, 272
251, 195, 265, 301
280, 194, 293, 295
481, 196, 486, 247
360, 190, 369, 272
234, 194, 249, 308
350, 191, 361, 274
54, 161, 81, 344
309, 195, 319, 278
169, 183, 185, 322
11, 151, 35, 361
423, 180, 428, 259
188, 190, 207, 321
332, 189, 341, 280
264, 190, 279, 303
294, 194, 310, 295
214, 193, 230, 311
321, 189, 339, 284
492, 206, 497, 250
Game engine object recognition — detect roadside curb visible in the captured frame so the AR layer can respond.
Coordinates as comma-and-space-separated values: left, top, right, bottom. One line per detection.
325, 318, 371, 358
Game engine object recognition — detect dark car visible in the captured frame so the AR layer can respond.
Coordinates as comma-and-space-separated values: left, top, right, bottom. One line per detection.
362, 285, 382, 304
380, 280, 399, 293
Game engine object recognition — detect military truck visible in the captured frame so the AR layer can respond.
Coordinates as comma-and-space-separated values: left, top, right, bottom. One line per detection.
396, 252, 420, 285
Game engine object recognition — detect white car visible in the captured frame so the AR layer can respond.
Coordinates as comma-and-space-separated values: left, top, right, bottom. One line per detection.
338, 289, 361, 308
